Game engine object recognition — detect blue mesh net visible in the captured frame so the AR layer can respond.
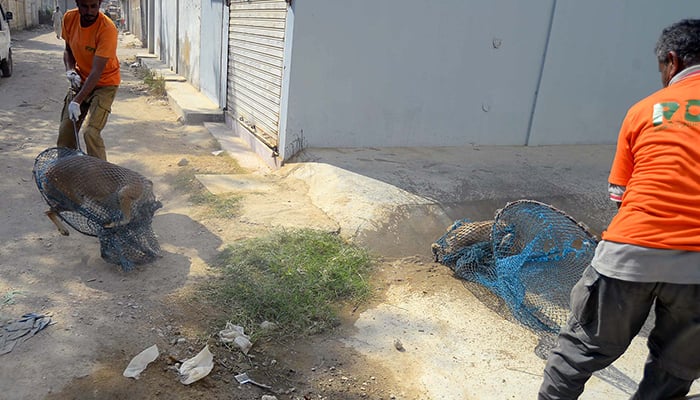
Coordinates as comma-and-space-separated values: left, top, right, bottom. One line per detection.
33, 147, 162, 271
432, 200, 598, 333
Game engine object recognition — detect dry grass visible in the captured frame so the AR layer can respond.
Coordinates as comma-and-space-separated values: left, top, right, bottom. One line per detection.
170, 153, 247, 219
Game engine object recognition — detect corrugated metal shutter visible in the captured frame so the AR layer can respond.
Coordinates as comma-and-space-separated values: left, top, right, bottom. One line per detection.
227, 0, 288, 150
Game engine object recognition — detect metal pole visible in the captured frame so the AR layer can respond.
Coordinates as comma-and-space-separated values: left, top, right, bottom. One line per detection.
72, 119, 81, 152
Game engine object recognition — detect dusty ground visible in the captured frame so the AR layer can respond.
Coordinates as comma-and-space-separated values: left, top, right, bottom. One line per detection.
2, 27, 698, 400
0, 26, 443, 400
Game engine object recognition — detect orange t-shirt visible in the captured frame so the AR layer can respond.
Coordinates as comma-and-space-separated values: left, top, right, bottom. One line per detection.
604, 72, 700, 250
62, 9, 120, 87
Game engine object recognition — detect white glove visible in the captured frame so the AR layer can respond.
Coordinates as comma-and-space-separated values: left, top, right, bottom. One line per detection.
68, 101, 81, 121
66, 69, 82, 90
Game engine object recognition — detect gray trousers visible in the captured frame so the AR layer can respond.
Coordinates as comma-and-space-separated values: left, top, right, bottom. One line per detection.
539, 266, 700, 400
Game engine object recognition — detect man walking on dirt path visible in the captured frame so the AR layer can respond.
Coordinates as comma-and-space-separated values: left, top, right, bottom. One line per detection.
57, 0, 120, 160
539, 19, 700, 399
52, 6, 63, 39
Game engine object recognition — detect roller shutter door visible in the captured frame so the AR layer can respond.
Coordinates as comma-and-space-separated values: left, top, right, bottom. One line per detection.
227, 0, 288, 150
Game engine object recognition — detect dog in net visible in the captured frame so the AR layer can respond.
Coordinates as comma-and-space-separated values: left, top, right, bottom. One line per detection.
432, 200, 598, 334
33, 147, 162, 271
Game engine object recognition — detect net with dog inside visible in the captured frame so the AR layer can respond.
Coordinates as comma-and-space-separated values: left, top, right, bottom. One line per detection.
432, 200, 598, 334
33, 147, 162, 271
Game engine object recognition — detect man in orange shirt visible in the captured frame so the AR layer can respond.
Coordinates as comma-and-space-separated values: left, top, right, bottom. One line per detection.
539, 20, 700, 399
57, 0, 120, 160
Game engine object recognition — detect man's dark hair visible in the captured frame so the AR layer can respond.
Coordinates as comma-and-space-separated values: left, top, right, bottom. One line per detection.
655, 19, 700, 66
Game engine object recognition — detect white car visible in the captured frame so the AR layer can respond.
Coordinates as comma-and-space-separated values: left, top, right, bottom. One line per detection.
0, 3, 12, 78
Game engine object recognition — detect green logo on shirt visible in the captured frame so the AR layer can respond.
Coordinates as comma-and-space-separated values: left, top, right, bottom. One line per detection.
84, 45, 96, 53
653, 100, 700, 126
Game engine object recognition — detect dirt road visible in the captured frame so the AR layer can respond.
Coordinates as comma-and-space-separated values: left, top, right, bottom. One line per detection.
2, 26, 696, 400
0, 25, 436, 400
0, 26, 318, 400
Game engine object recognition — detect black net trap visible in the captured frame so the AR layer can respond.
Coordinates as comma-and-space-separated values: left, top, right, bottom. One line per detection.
33, 147, 162, 271
432, 199, 598, 334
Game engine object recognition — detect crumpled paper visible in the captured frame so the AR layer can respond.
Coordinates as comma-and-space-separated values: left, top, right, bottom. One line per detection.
218, 322, 252, 354
179, 345, 214, 385
123, 344, 159, 378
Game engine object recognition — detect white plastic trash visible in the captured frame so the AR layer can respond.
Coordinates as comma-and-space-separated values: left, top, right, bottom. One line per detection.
218, 322, 252, 354
123, 344, 159, 379
179, 345, 214, 385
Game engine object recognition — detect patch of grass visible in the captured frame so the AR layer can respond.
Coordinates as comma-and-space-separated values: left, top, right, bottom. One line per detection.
170, 154, 246, 218
144, 71, 166, 97
173, 167, 198, 192
1, 290, 21, 307
135, 66, 167, 98
207, 229, 374, 338
189, 191, 242, 219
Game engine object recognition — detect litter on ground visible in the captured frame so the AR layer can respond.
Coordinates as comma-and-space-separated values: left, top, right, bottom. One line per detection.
123, 344, 159, 378
0, 313, 53, 355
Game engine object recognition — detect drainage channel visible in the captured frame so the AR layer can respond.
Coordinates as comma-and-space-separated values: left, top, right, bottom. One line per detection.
356, 196, 615, 259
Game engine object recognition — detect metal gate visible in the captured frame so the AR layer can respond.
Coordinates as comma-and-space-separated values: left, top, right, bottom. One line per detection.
227, 0, 288, 150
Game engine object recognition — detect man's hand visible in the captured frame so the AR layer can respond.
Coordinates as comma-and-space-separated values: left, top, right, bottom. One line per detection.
68, 101, 81, 121
66, 69, 82, 90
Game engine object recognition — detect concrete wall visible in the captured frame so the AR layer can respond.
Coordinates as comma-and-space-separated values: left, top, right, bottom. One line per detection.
134, 0, 698, 159
156, 0, 176, 70
176, 0, 199, 83
0, 0, 10, 27
126, 0, 142, 42
144, 0, 215, 100
283, 0, 553, 151
281, 0, 700, 154
144, 0, 152, 50
199, 0, 224, 106
1, 0, 41, 30
153, 0, 161, 58
528, 1, 697, 145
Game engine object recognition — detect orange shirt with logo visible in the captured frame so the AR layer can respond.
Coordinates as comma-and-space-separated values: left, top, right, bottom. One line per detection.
62, 9, 120, 87
605, 73, 700, 250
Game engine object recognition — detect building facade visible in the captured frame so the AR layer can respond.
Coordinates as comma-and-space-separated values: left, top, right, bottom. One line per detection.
129, 0, 696, 167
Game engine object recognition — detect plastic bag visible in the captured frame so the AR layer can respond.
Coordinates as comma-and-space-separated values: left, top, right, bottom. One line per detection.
179, 345, 214, 385
123, 344, 159, 378
218, 322, 252, 354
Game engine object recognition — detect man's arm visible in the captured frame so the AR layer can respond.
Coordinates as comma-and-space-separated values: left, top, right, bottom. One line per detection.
73, 55, 108, 104
64, 41, 109, 104
64, 42, 76, 71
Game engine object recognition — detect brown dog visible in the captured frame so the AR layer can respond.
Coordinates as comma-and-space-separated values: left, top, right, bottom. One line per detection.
41, 154, 155, 236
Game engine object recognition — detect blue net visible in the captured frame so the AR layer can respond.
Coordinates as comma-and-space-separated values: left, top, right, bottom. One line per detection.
33, 147, 162, 271
432, 200, 598, 333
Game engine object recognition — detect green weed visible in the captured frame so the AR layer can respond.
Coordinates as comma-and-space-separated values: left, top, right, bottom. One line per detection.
189, 191, 241, 219
170, 155, 245, 219
144, 71, 166, 97
1, 290, 21, 307
207, 229, 374, 339
135, 66, 167, 98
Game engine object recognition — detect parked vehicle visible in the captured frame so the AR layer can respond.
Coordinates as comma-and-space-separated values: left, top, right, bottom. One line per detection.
0, 3, 13, 78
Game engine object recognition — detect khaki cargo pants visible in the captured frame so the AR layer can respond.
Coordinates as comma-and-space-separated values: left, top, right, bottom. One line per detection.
57, 85, 118, 160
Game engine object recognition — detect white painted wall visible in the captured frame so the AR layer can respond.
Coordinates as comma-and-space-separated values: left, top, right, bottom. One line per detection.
158, 0, 177, 69
177, 0, 200, 85
153, 0, 161, 59
147, 0, 219, 102
281, 0, 700, 155
1, 0, 41, 29
283, 0, 554, 151
528, 1, 697, 145
136, 0, 698, 157
199, 0, 224, 106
